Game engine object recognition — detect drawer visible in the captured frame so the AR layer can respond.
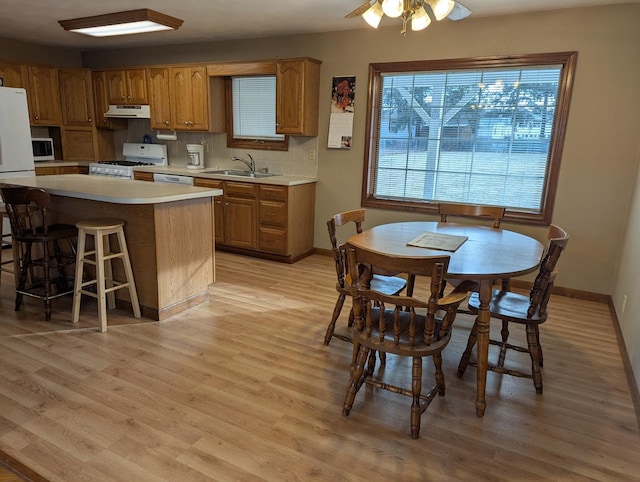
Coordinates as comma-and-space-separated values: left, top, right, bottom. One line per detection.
259, 185, 287, 202
259, 226, 286, 254
259, 200, 286, 227
225, 181, 257, 198
194, 178, 223, 189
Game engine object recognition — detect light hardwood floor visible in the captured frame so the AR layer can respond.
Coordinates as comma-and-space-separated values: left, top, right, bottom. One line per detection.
0, 251, 639, 481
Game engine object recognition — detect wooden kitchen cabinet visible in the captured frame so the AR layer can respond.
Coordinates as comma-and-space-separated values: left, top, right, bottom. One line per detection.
26, 65, 61, 125
146, 67, 172, 130
133, 171, 155, 182
194, 178, 256, 248
104, 69, 148, 105
275, 58, 321, 136
58, 68, 94, 127
195, 177, 315, 263
35, 165, 89, 175
91, 71, 128, 130
169, 65, 210, 131
0, 61, 27, 88
60, 126, 115, 162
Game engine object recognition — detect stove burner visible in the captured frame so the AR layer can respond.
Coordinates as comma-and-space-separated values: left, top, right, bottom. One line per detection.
98, 160, 154, 167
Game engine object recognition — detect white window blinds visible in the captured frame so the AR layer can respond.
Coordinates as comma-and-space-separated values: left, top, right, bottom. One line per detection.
232, 76, 284, 141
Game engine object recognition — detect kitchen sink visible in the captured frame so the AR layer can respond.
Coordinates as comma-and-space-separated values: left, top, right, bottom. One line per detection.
204, 169, 276, 178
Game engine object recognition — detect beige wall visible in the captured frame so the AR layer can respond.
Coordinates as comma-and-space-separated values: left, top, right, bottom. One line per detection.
0, 36, 80, 66
613, 141, 640, 389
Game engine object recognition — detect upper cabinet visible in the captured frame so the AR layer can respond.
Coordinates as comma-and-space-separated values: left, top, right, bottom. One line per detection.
146, 67, 172, 130
0, 61, 27, 88
169, 66, 210, 131
58, 68, 94, 127
26, 65, 61, 126
104, 69, 148, 105
91, 71, 127, 130
275, 59, 321, 136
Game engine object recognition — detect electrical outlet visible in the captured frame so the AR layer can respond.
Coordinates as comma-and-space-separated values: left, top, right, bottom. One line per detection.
622, 295, 628, 314
309, 148, 316, 160
202, 143, 209, 153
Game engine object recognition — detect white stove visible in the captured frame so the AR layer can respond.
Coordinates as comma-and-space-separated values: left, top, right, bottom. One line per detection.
89, 143, 168, 179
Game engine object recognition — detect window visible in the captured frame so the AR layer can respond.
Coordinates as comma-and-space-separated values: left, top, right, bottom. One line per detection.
362, 52, 578, 224
227, 76, 288, 151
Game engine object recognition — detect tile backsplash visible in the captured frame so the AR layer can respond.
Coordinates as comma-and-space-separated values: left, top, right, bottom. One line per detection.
114, 119, 319, 177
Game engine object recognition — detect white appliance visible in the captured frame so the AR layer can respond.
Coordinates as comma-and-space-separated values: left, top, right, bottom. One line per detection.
0, 86, 36, 237
88, 143, 167, 179
0, 87, 36, 178
153, 173, 195, 185
186, 144, 205, 170
31, 137, 55, 161
104, 105, 151, 119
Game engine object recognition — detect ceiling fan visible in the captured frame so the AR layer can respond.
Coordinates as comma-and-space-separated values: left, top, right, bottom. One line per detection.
346, 0, 471, 34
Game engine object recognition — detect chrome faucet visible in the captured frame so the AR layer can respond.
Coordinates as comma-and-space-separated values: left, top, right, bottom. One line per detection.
231, 154, 255, 173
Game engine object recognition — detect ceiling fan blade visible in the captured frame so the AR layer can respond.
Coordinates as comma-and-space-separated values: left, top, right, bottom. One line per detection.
448, 1, 471, 21
345, 1, 375, 19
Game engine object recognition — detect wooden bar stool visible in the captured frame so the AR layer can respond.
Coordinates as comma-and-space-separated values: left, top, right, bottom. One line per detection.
72, 219, 141, 332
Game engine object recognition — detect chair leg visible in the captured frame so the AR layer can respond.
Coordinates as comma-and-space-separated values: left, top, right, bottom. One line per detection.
498, 320, 510, 368
71, 229, 87, 324
324, 293, 346, 345
42, 241, 52, 321
526, 324, 543, 394
433, 353, 445, 396
457, 321, 479, 376
15, 241, 31, 312
534, 324, 544, 367
343, 344, 370, 416
410, 357, 423, 439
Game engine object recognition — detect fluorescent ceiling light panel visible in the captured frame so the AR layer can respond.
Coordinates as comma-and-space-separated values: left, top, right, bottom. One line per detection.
59, 9, 183, 38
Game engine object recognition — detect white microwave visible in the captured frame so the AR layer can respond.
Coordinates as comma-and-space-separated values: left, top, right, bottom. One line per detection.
32, 137, 55, 161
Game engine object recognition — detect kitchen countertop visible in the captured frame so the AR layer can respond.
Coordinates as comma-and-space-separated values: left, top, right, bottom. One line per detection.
0, 174, 222, 204
133, 166, 318, 186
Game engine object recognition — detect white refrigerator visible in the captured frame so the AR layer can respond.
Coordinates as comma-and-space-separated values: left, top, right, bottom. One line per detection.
0, 86, 36, 236
0, 86, 36, 178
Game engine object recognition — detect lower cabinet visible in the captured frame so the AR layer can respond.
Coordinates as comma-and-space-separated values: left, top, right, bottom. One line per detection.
194, 178, 315, 263
35, 165, 89, 175
133, 171, 154, 182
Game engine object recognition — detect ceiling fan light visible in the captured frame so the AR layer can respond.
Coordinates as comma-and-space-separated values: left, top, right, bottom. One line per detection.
430, 0, 455, 21
411, 6, 431, 31
382, 0, 404, 19
362, 2, 384, 28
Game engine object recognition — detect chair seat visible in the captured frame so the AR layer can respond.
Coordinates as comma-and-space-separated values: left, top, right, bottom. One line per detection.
13, 224, 78, 243
371, 274, 407, 295
468, 290, 547, 324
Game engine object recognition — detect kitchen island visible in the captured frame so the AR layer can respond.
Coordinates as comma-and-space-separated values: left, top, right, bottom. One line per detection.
0, 175, 223, 321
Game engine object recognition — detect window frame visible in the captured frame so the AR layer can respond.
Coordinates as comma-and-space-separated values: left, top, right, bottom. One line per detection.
361, 52, 578, 225
225, 76, 289, 152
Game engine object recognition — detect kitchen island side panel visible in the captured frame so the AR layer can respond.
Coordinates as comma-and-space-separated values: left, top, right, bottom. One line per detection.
153, 197, 214, 313
47, 195, 214, 320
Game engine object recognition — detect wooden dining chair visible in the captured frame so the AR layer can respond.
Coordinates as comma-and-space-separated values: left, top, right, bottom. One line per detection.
438, 202, 506, 229
436, 202, 509, 297
457, 224, 569, 394
341, 245, 474, 439
0, 186, 78, 321
324, 209, 407, 345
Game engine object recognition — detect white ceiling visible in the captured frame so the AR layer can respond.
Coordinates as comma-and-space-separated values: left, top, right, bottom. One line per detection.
1, 0, 638, 50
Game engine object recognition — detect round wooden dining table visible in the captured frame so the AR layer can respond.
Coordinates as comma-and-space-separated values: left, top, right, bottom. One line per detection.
347, 221, 544, 417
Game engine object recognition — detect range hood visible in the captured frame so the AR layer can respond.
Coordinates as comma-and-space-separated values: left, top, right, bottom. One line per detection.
104, 104, 151, 119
